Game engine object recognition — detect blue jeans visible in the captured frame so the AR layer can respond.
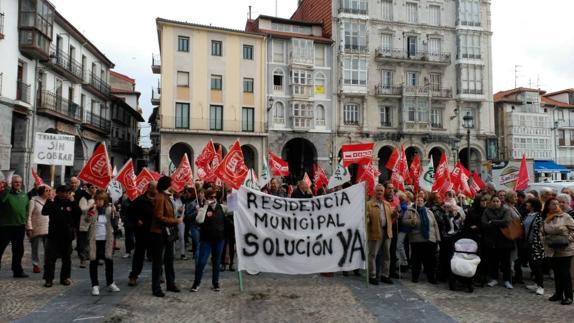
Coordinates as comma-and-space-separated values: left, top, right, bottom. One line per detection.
194, 239, 224, 287
190, 225, 201, 258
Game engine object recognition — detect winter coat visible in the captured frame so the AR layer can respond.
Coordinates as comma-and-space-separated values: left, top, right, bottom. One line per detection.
88, 206, 115, 260
543, 212, 574, 258
131, 194, 155, 232
197, 202, 227, 242
78, 197, 95, 232
42, 198, 80, 242
26, 196, 49, 238
366, 199, 395, 240
150, 191, 179, 234
481, 207, 514, 249
403, 207, 441, 244
524, 212, 545, 261
0, 188, 29, 226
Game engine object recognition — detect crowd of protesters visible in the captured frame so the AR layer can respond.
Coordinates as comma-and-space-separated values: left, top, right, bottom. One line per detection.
1, 174, 573, 305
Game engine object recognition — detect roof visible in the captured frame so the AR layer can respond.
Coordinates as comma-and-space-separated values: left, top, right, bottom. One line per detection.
541, 96, 574, 108
110, 71, 135, 84
156, 18, 265, 38
544, 88, 574, 97
256, 15, 323, 27
54, 11, 114, 68
246, 15, 332, 44
257, 29, 332, 43
493, 87, 546, 104
111, 95, 144, 122
291, 0, 332, 38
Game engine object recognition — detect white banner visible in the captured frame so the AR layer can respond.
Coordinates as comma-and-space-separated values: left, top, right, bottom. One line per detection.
33, 133, 75, 166
234, 183, 367, 275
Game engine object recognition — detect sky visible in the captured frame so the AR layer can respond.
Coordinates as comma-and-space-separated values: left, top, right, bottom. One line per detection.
48, 0, 574, 146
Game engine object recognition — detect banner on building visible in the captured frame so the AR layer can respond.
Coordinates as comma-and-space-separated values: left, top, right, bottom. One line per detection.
33, 133, 75, 166
234, 183, 366, 275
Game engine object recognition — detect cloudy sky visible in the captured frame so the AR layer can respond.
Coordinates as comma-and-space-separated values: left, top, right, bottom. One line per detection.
49, 0, 574, 146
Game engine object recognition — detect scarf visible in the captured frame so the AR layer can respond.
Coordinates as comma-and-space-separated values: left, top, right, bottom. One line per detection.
417, 206, 430, 240
545, 210, 561, 224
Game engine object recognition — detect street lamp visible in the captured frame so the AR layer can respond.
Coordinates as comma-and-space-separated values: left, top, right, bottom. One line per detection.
463, 112, 474, 170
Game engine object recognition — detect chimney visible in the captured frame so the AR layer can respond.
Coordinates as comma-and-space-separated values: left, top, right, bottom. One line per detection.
248, 6, 252, 20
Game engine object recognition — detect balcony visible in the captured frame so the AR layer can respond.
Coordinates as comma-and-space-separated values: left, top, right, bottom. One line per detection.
83, 72, 111, 100
431, 88, 453, 99
18, 2, 54, 60
404, 86, 429, 96
151, 86, 160, 105
375, 84, 402, 97
343, 44, 369, 54
375, 48, 451, 66
16, 81, 31, 104
338, 7, 368, 15
37, 90, 82, 122
292, 116, 313, 131
291, 84, 313, 99
111, 138, 131, 153
84, 111, 111, 134
151, 54, 161, 74
0, 13, 5, 39
47, 46, 84, 83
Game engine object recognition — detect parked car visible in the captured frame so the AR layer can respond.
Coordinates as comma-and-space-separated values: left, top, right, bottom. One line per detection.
526, 182, 574, 194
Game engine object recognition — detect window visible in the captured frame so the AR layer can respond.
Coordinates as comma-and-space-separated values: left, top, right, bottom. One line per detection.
243, 78, 254, 93
431, 108, 443, 128
406, 2, 418, 23
292, 103, 313, 129
178, 36, 189, 52
382, 70, 393, 88
177, 71, 189, 87
343, 57, 367, 86
211, 40, 222, 56
381, 0, 393, 20
344, 103, 360, 125
407, 36, 417, 57
405, 97, 428, 122
209, 105, 223, 130
459, 0, 481, 26
428, 38, 441, 58
243, 45, 253, 60
211, 75, 222, 90
341, 0, 368, 14
315, 105, 326, 127
291, 70, 312, 96
273, 69, 284, 91
242, 107, 254, 132
406, 71, 418, 86
379, 105, 391, 127
175, 103, 190, 129
458, 34, 481, 59
273, 102, 285, 125
381, 33, 393, 52
344, 22, 367, 52
291, 38, 314, 64
430, 73, 442, 91
558, 130, 566, 146
314, 73, 326, 96
272, 39, 284, 63
459, 64, 483, 95
429, 5, 441, 25
314, 45, 325, 66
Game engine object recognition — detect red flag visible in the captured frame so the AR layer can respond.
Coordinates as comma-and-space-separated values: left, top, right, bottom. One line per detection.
409, 154, 422, 192
287, 184, 294, 197
31, 168, 44, 186
390, 170, 405, 192
341, 143, 374, 167
135, 168, 155, 194
268, 151, 289, 177
195, 140, 217, 181
313, 164, 329, 194
398, 145, 410, 184
357, 162, 381, 196
470, 172, 486, 195
303, 172, 312, 189
78, 143, 112, 189
451, 162, 473, 198
514, 154, 529, 190
116, 159, 139, 201
385, 147, 399, 170
150, 171, 161, 181
171, 153, 193, 193
450, 162, 463, 193
432, 153, 452, 198
214, 140, 248, 189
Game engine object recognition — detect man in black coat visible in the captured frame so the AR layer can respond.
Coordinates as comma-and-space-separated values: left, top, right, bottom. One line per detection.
291, 180, 313, 199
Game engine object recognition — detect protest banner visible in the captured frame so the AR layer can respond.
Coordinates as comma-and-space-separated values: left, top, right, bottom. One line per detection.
234, 183, 366, 274
33, 133, 75, 166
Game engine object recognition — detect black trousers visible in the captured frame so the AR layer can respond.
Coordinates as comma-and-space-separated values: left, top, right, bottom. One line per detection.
438, 236, 455, 280
75, 231, 89, 261
0, 225, 25, 274
513, 242, 529, 282
221, 224, 235, 267
129, 229, 151, 280
486, 247, 511, 281
124, 226, 135, 254
44, 238, 72, 283
389, 222, 398, 276
529, 258, 544, 288
410, 242, 437, 282
150, 233, 175, 293
90, 240, 113, 287
551, 256, 573, 300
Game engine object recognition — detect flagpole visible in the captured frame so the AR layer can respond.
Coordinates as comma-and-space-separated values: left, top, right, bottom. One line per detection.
363, 182, 369, 288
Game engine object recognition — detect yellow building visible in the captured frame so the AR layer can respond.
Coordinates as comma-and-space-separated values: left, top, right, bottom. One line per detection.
151, 18, 267, 173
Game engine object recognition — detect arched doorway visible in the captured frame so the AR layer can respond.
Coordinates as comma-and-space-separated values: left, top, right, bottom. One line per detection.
282, 138, 317, 184
459, 148, 481, 172
405, 146, 423, 167
377, 146, 394, 182
213, 143, 228, 157
337, 149, 360, 184
241, 145, 257, 171
428, 147, 445, 168
169, 142, 193, 169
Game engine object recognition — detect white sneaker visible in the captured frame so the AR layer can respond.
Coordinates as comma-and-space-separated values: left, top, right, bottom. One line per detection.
108, 282, 120, 292
536, 287, 544, 295
122, 253, 131, 259
92, 286, 100, 296
526, 284, 538, 291
504, 281, 513, 289
487, 280, 498, 287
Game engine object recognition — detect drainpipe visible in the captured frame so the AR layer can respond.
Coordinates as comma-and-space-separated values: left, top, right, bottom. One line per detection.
26, 59, 39, 188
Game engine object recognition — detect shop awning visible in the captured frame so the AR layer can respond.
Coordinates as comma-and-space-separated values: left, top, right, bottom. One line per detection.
534, 160, 571, 173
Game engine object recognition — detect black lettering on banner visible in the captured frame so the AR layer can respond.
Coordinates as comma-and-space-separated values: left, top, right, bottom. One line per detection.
337, 229, 352, 267
300, 218, 309, 230
327, 214, 336, 227
336, 213, 345, 227
254, 212, 268, 228
312, 199, 321, 211
270, 215, 279, 229
261, 196, 270, 209
284, 240, 295, 255
324, 196, 333, 208
312, 234, 323, 255
281, 217, 291, 230
247, 192, 258, 209
289, 201, 299, 211
349, 229, 366, 262
300, 200, 309, 212
243, 233, 259, 256
263, 238, 274, 255
273, 198, 282, 210
317, 215, 326, 230
340, 191, 351, 206
296, 239, 305, 254
275, 238, 285, 257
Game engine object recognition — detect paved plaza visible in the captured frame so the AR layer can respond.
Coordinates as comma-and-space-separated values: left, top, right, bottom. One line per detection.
1, 241, 574, 323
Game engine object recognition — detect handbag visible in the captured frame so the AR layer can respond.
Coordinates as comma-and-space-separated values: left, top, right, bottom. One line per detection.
164, 225, 179, 243
501, 218, 524, 241
546, 234, 570, 249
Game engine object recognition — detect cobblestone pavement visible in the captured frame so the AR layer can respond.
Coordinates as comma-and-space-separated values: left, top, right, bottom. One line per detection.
2, 240, 574, 322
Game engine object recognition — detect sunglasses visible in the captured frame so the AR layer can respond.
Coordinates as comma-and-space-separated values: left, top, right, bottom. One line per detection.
209, 195, 217, 199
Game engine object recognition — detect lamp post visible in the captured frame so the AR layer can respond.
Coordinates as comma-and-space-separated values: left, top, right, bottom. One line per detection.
463, 112, 474, 171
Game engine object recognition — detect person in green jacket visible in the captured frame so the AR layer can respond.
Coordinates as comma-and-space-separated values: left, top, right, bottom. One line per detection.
0, 175, 30, 277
